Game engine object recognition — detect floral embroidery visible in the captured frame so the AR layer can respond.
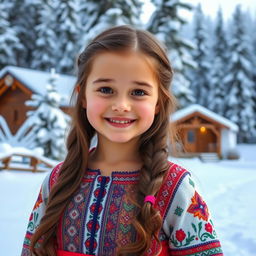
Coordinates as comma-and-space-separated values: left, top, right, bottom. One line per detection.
175, 229, 186, 242
169, 221, 218, 248
27, 212, 39, 232
174, 206, 184, 217
22, 162, 223, 256
187, 191, 209, 221
170, 220, 218, 248
171, 229, 195, 247
191, 220, 217, 242
205, 222, 213, 234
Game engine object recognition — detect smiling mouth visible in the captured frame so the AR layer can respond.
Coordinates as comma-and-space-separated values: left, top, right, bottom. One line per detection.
105, 118, 135, 124
105, 118, 136, 124
104, 118, 136, 127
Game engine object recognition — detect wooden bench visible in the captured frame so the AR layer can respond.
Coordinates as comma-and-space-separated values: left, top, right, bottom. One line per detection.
0, 152, 57, 172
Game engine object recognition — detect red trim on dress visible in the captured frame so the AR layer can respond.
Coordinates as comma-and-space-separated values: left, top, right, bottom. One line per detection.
148, 162, 188, 255
170, 241, 223, 256
57, 250, 93, 256
49, 162, 63, 189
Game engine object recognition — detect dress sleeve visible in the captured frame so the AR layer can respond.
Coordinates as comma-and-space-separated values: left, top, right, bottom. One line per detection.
162, 172, 223, 256
21, 172, 51, 256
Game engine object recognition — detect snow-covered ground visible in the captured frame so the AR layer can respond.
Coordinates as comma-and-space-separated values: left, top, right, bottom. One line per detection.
1, 144, 256, 256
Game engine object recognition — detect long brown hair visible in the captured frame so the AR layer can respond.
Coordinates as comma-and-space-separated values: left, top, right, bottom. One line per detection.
30, 25, 178, 256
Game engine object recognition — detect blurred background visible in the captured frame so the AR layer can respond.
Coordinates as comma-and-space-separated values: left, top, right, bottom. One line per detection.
0, 0, 255, 255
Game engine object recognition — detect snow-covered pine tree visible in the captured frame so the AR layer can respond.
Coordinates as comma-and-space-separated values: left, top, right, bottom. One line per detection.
248, 11, 256, 140
53, 0, 81, 74
31, 0, 58, 71
146, 0, 195, 108
189, 4, 212, 107
208, 8, 228, 115
8, 0, 41, 68
26, 70, 70, 160
79, 0, 143, 49
224, 5, 255, 142
0, 0, 23, 69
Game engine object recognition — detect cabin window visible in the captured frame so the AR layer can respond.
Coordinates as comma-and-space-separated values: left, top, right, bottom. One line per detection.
187, 130, 195, 143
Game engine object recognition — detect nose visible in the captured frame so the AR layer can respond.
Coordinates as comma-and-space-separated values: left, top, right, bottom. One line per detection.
111, 96, 131, 112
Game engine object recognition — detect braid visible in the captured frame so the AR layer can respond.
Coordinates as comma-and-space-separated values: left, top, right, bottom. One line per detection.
30, 108, 95, 256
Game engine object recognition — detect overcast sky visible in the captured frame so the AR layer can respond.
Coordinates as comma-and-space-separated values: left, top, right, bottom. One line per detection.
142, 0, 256, 22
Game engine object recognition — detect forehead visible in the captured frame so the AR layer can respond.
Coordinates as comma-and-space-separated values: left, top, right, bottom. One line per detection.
88, 51, 157, 83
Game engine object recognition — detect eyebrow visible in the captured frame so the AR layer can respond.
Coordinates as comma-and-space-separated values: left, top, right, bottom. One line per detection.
92, 78, 153, 88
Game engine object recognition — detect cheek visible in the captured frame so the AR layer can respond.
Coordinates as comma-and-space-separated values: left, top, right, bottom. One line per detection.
138, 102, 157, 122
86, 98, 107, 124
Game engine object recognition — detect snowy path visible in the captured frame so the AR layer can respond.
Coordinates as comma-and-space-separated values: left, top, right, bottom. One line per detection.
214, 178, 256, 256
0, 170, 47, 256
1, 144, 256, 256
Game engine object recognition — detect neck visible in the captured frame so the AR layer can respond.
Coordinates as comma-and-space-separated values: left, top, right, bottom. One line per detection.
89, 136, 142, 170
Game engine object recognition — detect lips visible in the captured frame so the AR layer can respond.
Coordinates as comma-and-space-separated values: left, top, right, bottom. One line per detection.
105, 117, 136, 123
104, 117, 136, 127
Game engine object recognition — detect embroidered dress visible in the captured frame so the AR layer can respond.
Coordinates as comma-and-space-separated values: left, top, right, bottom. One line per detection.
21, 161, 223, 256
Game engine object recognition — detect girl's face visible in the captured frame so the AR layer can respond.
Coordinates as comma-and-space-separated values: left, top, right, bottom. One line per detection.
83, 51, 159, 145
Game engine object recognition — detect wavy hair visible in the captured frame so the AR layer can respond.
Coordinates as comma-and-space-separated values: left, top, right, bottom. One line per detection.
30, 25, 178, 256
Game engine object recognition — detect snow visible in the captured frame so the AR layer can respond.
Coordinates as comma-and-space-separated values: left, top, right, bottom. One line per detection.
0, 144, 255, 255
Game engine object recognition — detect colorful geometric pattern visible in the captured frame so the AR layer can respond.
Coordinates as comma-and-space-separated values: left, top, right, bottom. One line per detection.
148, 163, 189, 255
21, 160, 223, 256
56, 168, 140, 256
57, 178, 93, 252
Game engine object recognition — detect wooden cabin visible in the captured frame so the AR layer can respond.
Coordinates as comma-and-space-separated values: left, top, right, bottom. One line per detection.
0, 66, 75, 134
171, 104, 239, 159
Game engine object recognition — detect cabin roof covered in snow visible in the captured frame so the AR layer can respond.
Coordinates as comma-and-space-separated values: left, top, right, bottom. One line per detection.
0, 66, 76, 106
171, 104, 239, 132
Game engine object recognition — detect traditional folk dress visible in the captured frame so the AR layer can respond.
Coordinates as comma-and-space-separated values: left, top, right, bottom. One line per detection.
21, 159, 223, 256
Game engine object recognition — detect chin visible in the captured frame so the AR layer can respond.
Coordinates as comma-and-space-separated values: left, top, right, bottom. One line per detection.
107, 136, 136, 144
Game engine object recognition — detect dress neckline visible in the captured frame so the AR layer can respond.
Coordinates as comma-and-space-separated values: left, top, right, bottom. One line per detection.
86, 167, 140, 178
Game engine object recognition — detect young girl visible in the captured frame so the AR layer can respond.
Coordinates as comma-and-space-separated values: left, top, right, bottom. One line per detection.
21, 25, 223, 256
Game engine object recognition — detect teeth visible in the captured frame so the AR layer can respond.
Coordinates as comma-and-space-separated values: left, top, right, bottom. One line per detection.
109, 119, 133, 124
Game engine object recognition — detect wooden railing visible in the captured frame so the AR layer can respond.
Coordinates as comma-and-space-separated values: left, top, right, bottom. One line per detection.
0, 152, 57, 172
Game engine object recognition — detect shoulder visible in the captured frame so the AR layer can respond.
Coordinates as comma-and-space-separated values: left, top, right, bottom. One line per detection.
160, 163, 223, 254
159, 161, 192, 201
155, 161, 191, 217
167, 161, 191, 181
161, 161, 212, 235
36, 162, 63, 202
162, 161, 202, 217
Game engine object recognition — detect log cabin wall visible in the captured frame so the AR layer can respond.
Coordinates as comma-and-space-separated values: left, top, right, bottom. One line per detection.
0, 76, 33, 134
0, 74, 71, 135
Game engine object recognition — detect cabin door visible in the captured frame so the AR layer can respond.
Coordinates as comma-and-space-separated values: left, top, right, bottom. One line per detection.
185, 129, 197, 153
